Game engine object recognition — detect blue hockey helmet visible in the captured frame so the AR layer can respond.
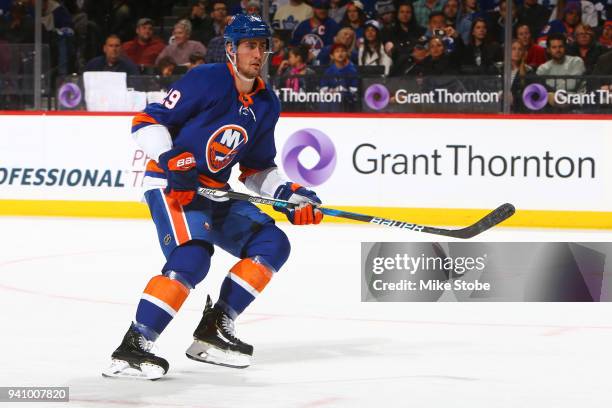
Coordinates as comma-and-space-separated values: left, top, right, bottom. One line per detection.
224, 14, 272, 52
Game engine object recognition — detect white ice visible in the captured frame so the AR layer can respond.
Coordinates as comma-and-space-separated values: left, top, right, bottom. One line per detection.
1, 217, 612, 408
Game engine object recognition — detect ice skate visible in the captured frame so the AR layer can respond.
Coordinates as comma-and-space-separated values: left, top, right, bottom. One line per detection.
186, 295, 253, 368
102, 324, 169, 380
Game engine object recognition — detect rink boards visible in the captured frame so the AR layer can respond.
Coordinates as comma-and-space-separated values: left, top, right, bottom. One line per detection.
1, 112, 611, 229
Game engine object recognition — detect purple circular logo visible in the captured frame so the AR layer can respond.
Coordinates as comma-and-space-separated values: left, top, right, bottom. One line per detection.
522, 83, 548, 111
281, 128, 336, 187
58, 82, 82, 109
364, 83, 390, 110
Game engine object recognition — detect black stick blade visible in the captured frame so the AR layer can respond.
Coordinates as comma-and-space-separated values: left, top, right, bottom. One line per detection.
449, 203, 516, 239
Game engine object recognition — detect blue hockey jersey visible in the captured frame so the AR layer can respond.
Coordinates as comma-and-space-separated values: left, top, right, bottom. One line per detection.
132, 63, 281, 189
291, 17, 340, 53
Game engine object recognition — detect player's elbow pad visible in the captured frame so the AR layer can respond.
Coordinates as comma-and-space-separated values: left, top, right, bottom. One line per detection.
244, 167, 288, 197
132, 124, 173, 162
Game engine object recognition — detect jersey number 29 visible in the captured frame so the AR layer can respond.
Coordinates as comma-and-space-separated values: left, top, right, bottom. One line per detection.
163, 89, 181, 109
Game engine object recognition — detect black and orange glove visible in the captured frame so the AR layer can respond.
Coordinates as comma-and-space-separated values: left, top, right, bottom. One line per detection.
158, 147, 199, 206
273, 182, 323, 225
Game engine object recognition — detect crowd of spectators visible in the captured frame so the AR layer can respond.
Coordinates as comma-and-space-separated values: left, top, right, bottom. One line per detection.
0, 0, 611, 108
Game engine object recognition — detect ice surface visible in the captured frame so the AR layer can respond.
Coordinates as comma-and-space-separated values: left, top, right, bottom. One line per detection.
1, 217, 611, 407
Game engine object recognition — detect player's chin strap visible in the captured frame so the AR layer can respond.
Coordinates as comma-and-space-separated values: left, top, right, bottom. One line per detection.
225, 43, 272, 84
227, 49, 256, 83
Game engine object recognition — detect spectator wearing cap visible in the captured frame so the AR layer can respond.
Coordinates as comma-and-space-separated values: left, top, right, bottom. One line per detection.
340, 1, 366, 42
413, 36, 459, 75
291, 0, 340, 56
517, 0, 551, 39
390, 35, 430, 75
84, 34, 139, 75
515, 23, 547, 68
598, 20, 612, 49
185, 0, 216, 47
382, 2, 425, 60
317, 27, 358, 65
274, 0, 313, 31
320, 42, 359, 107
358, 20, 392, 75
567, 23, 605, 74
324, 42, 358, 75
413, 0, 444, 28
156, 19, 207, 66
538, 2, 581, 46
122, 18, 166, 68
375, 0, 396, 31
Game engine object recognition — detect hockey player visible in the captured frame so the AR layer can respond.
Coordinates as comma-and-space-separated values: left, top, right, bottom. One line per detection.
102, 14, 323, 380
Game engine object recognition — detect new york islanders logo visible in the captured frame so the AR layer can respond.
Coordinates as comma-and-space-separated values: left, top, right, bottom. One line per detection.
206, 125, 249, 173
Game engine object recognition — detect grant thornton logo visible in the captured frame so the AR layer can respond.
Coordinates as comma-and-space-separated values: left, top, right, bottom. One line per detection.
522, 83, 548, 111
58, 82, 82, 109
364, 83, 390, 110
281, 129, 336, 187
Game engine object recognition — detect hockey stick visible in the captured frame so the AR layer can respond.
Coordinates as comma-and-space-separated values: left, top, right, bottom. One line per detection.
197, 187, 515, 239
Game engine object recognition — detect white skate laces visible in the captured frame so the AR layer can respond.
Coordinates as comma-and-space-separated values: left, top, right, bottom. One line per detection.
220, 314, 237, 339
138, 334, 156, 354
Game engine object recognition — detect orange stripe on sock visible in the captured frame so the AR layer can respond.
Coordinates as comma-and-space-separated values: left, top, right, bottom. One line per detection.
230, 258, 273, 293
132, 112, 158, 127
163, 194, 191, 244
143, 275, 189, 312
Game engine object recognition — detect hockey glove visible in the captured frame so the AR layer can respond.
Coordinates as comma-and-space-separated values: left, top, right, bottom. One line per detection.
273, 182, 323, 225
158, 147, 199, 206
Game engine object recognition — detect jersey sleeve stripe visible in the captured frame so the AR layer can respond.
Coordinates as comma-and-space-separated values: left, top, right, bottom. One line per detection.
238, 165, 261, 183
131, 113, 159, 132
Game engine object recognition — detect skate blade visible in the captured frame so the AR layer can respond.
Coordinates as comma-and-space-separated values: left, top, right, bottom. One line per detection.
185, 341, 251, 369
102, 359, 166, 380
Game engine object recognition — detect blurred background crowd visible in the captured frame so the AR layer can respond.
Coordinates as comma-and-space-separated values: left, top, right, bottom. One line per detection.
0, 0, 611, 112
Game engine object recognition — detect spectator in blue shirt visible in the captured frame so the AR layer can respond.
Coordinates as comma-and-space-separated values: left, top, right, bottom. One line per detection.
205, 16, 232, 64
320, 42, 358, 108
316, 27, 358, 66
84, 34, 139, 75
292, 0, 340, 58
